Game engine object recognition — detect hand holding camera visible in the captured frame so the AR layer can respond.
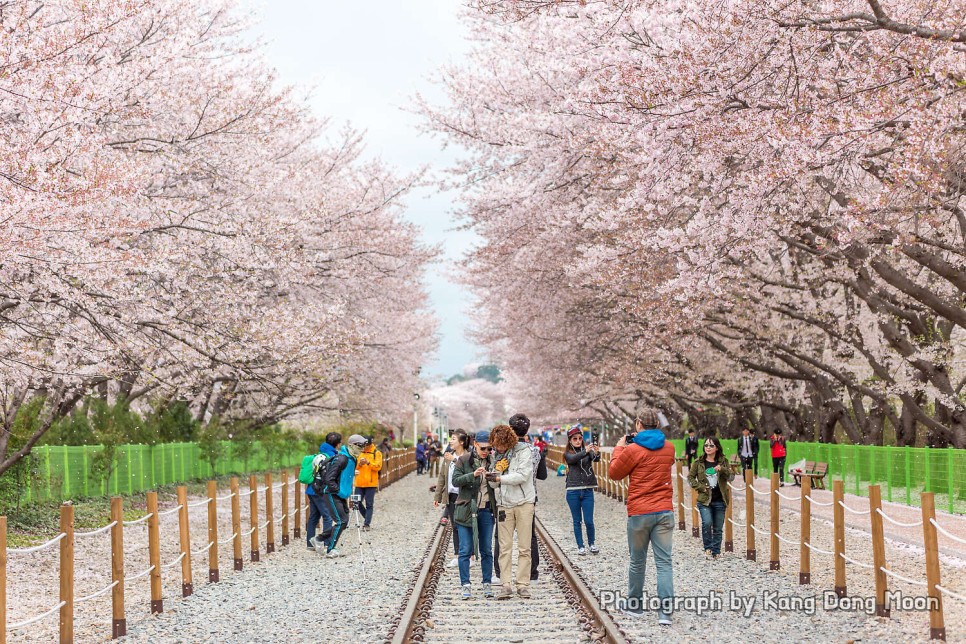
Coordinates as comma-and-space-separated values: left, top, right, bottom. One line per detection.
484, 472, 500, 482
473, 466, 486, 477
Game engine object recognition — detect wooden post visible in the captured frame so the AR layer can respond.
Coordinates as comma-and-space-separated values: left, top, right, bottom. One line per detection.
207, 481, 219, 582
868, 485, 889, 617
769, 472, 780, 570
265, 473, 275, 554
676, 461, 686, 531
59, 503, 74, 644
146, 492, 162, 614
922, 492, 945, 641
110, 497, 126, 638
249, 475, 260, 562
1, 516, 7, 644
799, 476, 811, 585
745, 469, 756, 561
176, 487, 193, 597
230, 477, 242, 571
294, 472, 301, 540
690, 487, 700, 538
281, 475, 289, 547
833, 479, 846, 597
724, 491, 734, 553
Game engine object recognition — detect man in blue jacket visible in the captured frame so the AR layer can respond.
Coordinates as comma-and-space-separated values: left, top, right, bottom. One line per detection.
306, 433, 340, 551
319, 433, 366, 557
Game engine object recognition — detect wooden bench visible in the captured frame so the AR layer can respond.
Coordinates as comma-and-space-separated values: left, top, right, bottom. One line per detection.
791, 461, 829, 489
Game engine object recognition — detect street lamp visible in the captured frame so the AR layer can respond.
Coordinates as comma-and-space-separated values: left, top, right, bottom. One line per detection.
413, 393, 420, 446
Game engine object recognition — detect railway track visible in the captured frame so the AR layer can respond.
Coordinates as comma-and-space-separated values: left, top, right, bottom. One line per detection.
387, 516, 628, 644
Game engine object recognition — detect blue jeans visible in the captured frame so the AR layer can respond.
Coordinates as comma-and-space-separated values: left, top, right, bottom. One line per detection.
354, 487, 376, 527
627, 511, 674, 618
565, 488, 596, 548
697, 500, 726, 555
456, 508, 494, 586
305, 493, 332, 546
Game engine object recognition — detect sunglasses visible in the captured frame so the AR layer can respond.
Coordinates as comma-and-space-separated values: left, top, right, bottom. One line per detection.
476, 446, 492, 451
570, 436, 582, 440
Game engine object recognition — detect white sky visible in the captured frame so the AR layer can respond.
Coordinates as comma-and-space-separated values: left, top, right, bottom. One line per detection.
246, 0, 480, 378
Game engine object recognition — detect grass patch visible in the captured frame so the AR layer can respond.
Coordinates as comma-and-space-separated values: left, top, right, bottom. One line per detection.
3, 469, 291, 543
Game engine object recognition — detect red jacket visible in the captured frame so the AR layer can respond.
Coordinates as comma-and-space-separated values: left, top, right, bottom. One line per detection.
608, 431, 676, 516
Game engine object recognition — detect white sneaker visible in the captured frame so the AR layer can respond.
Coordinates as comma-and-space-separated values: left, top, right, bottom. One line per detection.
446, 557, 459, 568
577, 547, 587, 556
658, 614, 673, 626
589, 545, 599, 554
492, 576, 501, 584
326, 548, 341, 558
310, 537, 324, 553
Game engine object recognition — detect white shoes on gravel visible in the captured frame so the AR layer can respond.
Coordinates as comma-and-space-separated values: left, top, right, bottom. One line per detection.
589, 545, 599, 554
446, 557, 459, 568
326, 548, 341, 558
577, 547, 587, 556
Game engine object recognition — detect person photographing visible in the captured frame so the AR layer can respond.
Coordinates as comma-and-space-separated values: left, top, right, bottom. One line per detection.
564, 427, 600, 555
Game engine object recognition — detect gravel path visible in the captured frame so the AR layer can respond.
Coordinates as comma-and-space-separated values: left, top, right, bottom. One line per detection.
6, 473, 435, 643
535, 475, 965, 644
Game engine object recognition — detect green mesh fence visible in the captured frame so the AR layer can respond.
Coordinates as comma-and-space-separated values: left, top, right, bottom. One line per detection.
21, 441, 304, 505
667, 439, 965, 514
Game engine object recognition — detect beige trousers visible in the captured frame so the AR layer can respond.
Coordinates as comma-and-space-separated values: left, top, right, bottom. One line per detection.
497, 502, 535, 589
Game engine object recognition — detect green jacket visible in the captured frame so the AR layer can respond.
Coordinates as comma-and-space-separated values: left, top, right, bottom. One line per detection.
452, 451, 496, 527
688, 457, 734, 507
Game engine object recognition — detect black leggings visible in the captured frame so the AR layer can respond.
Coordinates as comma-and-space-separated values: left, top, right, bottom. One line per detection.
447, 492, 460, 555
773, 457, 786, 483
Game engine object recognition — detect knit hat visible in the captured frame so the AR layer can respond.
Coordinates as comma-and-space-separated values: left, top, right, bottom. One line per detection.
474, 430, 490, 443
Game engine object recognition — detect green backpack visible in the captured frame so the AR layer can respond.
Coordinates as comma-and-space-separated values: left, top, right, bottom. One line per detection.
298, 454, 316, 485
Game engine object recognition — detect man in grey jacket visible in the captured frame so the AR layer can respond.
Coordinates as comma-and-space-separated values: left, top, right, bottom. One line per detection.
488, 423, 536, 600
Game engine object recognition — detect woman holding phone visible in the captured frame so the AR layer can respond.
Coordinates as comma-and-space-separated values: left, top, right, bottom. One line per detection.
564, 427, 600, 555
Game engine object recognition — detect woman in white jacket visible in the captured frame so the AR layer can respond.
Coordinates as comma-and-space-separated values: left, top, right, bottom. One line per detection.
488, 423, 535, 600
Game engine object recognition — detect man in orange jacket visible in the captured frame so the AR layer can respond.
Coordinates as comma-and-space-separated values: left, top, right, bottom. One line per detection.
353, 437, 383, 530
607, 410, 676, 626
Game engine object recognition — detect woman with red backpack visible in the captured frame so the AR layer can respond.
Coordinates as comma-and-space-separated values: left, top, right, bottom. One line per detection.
770, 428, 787, 487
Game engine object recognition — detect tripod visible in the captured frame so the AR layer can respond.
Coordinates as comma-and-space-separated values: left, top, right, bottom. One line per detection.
348, 497, 373, 578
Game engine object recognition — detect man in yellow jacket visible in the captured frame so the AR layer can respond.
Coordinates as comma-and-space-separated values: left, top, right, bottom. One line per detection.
353, 437, 383, 530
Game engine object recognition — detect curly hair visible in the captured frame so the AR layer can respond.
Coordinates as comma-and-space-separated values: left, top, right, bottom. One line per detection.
489, 424, 518, 452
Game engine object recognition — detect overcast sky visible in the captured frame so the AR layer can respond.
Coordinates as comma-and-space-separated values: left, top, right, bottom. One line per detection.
246, 0, 479, 379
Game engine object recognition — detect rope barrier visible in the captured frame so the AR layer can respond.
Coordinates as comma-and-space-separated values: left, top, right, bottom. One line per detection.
258, 520, 270, 529
936, 585, 966, 602
750, 524, 769, 536
162, 552, 187, 570
8, 601, 67, 630
774, 533, 797, 545
243, 526, 257, 536
187, 498, 212, 508
238, 489, 254, 497
749, 485, 769, 496
76, 581, 120, 604
727, 518, 746, 528
126, 565, 156, 582
838, 500, 871, 515
8, 532, 66, 554
930, 518, 966, 545
774, 490, 801, 501
839, 553, 875, 569
157, 504, 184, 517
875, 508, 922, 527
728, 482, 747, 492
216, 492, 237, 501
879, 567, 927, 587
803, 541, 833, 555
219, 531, 239, 546
805, 495, 834, 507
191, 541, 215, 556
75, 521, 118, 537
123, 512, 154, 526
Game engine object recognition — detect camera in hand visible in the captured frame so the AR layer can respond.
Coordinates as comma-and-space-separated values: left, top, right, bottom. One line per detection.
591, 431, 600, 445
484, 471, 499, 481
624, 432, 637, 443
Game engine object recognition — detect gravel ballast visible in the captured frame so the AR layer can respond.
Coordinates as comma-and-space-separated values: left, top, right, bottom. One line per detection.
536, 474, 965, 643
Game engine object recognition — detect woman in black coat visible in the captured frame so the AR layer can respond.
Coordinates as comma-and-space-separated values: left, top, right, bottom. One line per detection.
564, 427, 600, 555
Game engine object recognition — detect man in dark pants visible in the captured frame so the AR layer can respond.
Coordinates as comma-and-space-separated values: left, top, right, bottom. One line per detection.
306, 433, 340, 550
738, 427, 759, 476
683, 429, 699, 467
494, 413, 547, 582
319, 434, 365, 557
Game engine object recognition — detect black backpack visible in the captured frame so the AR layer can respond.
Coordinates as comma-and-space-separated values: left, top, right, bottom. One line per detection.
310, 453, 330, 494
